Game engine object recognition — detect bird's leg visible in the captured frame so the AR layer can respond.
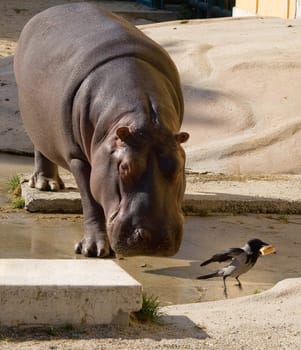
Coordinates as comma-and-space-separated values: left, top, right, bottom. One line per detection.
235, 277, 242, 289
223, 277, 228, 298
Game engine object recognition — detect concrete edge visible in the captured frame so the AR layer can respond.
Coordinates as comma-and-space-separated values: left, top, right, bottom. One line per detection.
20, 173, 301, 215
183, 194, 301, 215
0, 259, 143, 327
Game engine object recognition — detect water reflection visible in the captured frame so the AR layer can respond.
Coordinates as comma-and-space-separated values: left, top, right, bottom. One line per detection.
0, 213, 83, 259
0, 154, 300, 305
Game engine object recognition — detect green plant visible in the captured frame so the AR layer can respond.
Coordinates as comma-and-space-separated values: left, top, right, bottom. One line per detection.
7, 175, 25, 209
253, 289, 262, 295
12, 197, 25, 209
278, 214, 288, 223
8, 175, 21, 194
132, 293, 163, 324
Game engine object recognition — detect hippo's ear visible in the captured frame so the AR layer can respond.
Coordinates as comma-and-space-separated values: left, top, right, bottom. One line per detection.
116, 127, 131, 142
174, 132, 189, 144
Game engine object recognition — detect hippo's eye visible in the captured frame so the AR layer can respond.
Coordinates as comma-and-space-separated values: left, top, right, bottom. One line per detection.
119, 161, 132, 183
118, 157, 138, 185
158, 155, 180, 180
118, 151, 147, 187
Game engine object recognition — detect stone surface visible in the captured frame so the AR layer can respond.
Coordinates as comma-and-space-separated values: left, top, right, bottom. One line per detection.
21, 173, 82, 213
161, 278, 301, 349
184, 173, 301, 214
0, 259, 142, 326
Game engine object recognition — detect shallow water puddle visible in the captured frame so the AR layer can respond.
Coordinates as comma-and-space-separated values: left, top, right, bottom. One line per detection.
0, 154, 300, 305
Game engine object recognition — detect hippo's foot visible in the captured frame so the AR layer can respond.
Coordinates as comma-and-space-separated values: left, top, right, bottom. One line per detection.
75, 234, 110, 258
30, 149, 65, 191
29, 172, 65, 191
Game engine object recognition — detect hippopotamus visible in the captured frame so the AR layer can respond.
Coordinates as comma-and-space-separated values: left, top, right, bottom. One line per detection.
14, 2, 189, 258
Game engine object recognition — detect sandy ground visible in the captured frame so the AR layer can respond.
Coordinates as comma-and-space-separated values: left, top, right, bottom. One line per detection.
0, 1, 301, 349
143, 17, 301, 174
0, 279, 300, 349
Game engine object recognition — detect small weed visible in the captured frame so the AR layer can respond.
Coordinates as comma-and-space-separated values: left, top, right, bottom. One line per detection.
278, 215, 288, 223
12, 198, 25, 209
132, 293, 163, 324
7, 175, 24, 209
253, 289, 262, 295
8, 175, 21, 194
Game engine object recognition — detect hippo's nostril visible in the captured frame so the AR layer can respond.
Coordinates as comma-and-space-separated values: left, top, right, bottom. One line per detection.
134, 228, 149, 241
134, 228, 144, 241
127, 228, 152, 245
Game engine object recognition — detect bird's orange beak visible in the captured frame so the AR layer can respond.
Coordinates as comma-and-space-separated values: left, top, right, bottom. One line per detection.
260, 245, 276, 256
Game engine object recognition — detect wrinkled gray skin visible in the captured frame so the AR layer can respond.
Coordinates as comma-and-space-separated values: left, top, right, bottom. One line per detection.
14, 3, 189, 258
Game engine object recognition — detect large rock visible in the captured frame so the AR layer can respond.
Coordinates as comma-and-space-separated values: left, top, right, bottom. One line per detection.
162, 278, 301, 349
141, 17, 301, 174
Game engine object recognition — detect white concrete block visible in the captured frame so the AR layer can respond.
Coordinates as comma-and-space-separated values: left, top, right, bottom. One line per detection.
0, 259, 142, 326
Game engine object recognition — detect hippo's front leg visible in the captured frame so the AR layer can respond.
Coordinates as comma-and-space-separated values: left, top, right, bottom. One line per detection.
70, 158, 110, 257
29, 149, 65, 191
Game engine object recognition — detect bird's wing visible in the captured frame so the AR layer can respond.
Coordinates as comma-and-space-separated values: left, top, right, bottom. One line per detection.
200, 247, 245, 266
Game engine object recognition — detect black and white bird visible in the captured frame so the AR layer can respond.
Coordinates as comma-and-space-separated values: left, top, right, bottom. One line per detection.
197, 238, 276, 297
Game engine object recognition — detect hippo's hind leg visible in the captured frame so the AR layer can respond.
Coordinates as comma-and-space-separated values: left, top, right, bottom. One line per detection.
29, 149, 65, 191
70, 158, 110, 258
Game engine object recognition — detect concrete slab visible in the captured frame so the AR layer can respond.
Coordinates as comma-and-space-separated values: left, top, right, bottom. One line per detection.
21, 173, 82, 213
184, 173, 301, 215
21, 173, 301, 214
0, 259, 142, 326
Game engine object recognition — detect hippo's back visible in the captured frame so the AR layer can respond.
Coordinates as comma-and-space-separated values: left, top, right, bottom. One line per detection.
15, 2, 179, 100
14, 3, 182, 167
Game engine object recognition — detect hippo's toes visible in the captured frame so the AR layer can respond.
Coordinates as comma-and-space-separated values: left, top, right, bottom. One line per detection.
29, 173, 65, 191
75, 238, 110, 258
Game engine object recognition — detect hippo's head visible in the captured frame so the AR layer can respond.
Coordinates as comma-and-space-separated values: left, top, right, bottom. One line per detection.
90, 123, 189, 257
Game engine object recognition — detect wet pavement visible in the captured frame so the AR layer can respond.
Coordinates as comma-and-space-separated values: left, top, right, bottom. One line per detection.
0, 154, 300, 306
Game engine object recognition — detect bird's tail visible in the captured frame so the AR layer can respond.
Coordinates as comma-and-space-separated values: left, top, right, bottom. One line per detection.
197, 271, 219, 280
200, 258, 213, 266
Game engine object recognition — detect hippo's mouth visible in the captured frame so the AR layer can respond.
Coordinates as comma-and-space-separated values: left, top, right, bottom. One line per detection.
112, 236, 178, 257
107, 216, 178, 256
106, 207, 183, 257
